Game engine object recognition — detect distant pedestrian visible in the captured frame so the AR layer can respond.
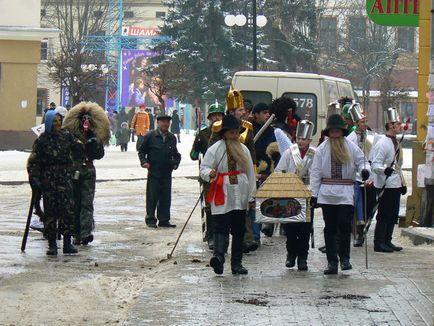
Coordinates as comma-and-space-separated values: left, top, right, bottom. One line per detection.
116, 122, 130, 152
171, 110, 181, 143
130, 104, 150, 150
128, 107, 136, 142
147, 108, 155, 130
138, 113, 181, 228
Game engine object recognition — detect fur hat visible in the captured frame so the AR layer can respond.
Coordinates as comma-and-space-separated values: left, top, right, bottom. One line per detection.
63, 102, 111, 145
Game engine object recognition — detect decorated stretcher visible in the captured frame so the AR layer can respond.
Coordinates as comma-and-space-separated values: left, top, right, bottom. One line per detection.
255, 172, 312, 224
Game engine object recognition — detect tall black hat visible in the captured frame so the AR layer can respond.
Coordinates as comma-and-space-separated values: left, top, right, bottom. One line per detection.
220, 114, 240, 134
324, 114, 349, 137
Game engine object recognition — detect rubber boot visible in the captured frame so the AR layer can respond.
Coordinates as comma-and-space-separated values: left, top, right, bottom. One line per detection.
261, 223, 274, 237
63, 235, 78, 254
385, 223, 403, 251
46, 238, 58, 256
374, 220, 393, 252
210, 233, 226, 275
231, 235, 248, 275
353, 225, 365, 247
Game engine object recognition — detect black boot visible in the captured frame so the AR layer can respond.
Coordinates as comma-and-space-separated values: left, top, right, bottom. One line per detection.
323, 261, 338, 275
210, 233, 226, 275
340, 259, 352, 270
353, 225, 365, 247
46, 238, 58, 256
385, 223, 403, 251
285, 253, 296, 268
63, 236, 78, 254
231, 235, 248, 275
297, 257, 308, 271
374, 220, 393, 252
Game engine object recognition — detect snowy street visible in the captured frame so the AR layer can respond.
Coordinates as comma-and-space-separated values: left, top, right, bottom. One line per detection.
0, 131, 432, 325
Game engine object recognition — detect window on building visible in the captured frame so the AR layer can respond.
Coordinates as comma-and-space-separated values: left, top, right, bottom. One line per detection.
124, 11, 134, 19
40, 9, 46, 18
319, 17, 337, 52
156, 11, 166, 19
41, 39, 48, 61
397, 27, 415, 52
348, 16, 366, 51
93, 11, 103, 18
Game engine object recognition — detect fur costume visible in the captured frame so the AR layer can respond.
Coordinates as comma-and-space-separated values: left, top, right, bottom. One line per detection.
269, 97, 300, 138
63, 102, 111, 145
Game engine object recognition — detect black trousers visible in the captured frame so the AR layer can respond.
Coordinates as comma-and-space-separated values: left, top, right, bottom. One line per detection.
213, 209, 246, 237
146, 175, 172, 224
322, 204, 354, 263
375, 188, 401, 244
284, 223, 311, 260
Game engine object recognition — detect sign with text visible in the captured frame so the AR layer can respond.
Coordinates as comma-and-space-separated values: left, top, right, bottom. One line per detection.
367, 0, 419, 26
122, 26, 160, 37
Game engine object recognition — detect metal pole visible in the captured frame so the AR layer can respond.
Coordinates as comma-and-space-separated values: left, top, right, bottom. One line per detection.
252, 0, 257, 71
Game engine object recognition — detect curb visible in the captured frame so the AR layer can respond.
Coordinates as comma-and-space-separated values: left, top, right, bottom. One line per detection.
401, 228, 434, 245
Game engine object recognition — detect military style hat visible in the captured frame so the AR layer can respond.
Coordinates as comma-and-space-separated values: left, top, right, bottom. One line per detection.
324, 114, 349, 137
296, 120, 314, 139
207, 101, 225, 119
226, 89, 244, 111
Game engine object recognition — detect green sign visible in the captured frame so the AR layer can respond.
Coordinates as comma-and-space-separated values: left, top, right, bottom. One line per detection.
367, 0, 419, 26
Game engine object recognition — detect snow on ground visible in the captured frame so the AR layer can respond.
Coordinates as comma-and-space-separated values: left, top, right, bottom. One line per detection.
0, 130, 414, 183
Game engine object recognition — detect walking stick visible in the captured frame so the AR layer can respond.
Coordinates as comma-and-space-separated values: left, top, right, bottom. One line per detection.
21, 191, 36, 252
168, 193, 202, 259
198, 155, 207, 242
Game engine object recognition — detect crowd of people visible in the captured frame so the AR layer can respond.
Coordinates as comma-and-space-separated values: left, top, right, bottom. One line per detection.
191, 91, 406, 276
29, 94, 406, 278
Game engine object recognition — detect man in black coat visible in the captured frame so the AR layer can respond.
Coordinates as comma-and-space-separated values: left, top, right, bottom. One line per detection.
138, 114, 181, 228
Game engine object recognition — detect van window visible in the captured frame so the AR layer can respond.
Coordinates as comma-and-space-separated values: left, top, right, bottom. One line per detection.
337, 82, 354, 99
325, 80, 339, 103
240, 91, 273, 107
283, 92, 318, 135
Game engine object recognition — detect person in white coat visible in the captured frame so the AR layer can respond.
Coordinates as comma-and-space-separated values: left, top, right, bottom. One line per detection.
275, 120, 316, 271
200, 114, 256, 275
310, 114, 370, 275
371, 107, 406, 253
346, 104, 376, 247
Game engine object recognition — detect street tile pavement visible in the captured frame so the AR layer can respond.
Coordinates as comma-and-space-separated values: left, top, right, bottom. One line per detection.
125, 226, 434, 326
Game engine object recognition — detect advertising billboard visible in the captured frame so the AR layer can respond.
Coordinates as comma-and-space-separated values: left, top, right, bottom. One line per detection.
121, 49, 161, 108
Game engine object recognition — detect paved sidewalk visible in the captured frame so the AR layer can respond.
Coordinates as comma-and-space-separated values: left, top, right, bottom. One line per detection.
125, 222, 434, 326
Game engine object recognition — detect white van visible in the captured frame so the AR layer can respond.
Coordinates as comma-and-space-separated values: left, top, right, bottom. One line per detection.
231, 71, 356, 143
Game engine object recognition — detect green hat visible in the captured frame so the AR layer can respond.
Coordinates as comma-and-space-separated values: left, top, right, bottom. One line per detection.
342, 104, 352, 119
207, 102, 225, 119
324, 114, 349, 137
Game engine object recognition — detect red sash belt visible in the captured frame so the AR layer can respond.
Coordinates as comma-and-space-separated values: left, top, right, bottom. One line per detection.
207, 171, 241, 206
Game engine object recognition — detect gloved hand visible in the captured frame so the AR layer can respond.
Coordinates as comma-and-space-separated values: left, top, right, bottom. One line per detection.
384, 167, 394, 177
401, 186, 407, 195
361, 169, 370, 181
86, 137, 97, 145
310, 197, 318, 208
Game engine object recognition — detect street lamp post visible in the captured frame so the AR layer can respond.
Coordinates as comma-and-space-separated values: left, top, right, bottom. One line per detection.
224, 1, 267, 71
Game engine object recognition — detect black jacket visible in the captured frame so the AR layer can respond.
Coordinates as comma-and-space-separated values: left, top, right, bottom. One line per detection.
138, 129, 181, 178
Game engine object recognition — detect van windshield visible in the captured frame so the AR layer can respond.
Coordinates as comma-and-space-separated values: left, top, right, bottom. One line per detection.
282, 92, 317, 135
240, 91, 273, 107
